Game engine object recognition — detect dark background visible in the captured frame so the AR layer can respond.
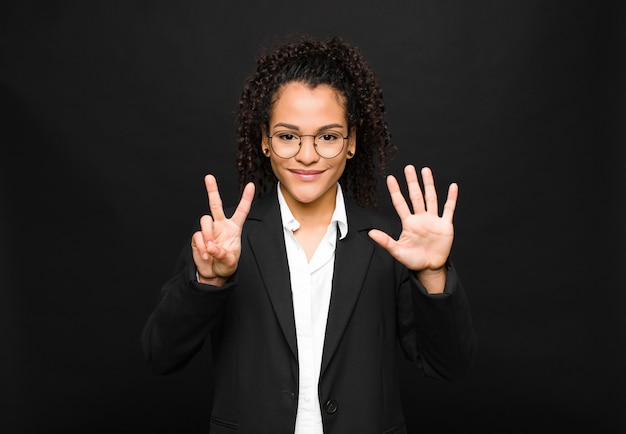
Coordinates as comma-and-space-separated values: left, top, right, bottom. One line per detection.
2, 1, 624, 433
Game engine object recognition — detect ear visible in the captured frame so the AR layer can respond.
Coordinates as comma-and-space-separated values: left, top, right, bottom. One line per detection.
261, 125, 270, 157
346, 127, 356, 158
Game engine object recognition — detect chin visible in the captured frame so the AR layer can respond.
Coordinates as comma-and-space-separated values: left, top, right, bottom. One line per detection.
284, 184, 334, 205
291, 191, 324, 204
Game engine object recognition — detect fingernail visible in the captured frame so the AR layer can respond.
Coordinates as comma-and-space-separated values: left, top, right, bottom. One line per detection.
202, 253, 209, 260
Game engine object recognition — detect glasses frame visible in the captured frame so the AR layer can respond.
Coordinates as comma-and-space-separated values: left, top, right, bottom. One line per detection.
266, 131, 350, 159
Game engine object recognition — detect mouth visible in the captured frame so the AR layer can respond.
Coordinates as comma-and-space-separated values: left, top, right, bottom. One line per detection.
289, 169, 325, 181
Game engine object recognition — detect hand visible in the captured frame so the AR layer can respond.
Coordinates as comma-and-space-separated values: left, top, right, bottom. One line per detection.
368, 165, 457, 293
191, 175, 255, 286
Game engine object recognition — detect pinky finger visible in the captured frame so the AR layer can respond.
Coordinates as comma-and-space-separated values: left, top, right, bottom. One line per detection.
442, 183, 459, 222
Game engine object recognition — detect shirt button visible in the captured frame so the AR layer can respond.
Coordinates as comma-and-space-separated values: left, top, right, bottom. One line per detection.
325, 400, 338, 414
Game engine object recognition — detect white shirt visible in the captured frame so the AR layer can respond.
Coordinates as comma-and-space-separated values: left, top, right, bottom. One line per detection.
277, 183, 348, 434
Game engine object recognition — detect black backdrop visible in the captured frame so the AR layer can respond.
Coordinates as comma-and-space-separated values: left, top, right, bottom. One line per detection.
2, 1, 625, 433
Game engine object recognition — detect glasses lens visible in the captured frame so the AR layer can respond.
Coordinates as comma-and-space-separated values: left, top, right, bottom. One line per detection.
315, 131, 346, 159
270, 131, 300, 158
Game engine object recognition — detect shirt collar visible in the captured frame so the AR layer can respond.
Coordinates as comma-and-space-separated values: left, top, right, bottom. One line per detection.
276, 182, 348, 240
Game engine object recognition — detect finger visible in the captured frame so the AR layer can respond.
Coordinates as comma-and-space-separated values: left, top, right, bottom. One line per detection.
386, 175, 412, 221
405, 165, 425, 214
230, 182, 255, 227
421, 167, 439, 215
442, 182, 458, 223
205, 240, 224, 259
368, 229, 397, 254
197, 217, 224, 259
192, 230, 210, 260
205, 174, 226, 221
199, 214, 216, 253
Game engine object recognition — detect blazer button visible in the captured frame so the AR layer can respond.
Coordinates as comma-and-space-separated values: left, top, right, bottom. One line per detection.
325, 400, 338, 414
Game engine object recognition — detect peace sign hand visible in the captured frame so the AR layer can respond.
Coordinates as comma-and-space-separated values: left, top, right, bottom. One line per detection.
191, 175, 255, 286
368, 165, 457, 293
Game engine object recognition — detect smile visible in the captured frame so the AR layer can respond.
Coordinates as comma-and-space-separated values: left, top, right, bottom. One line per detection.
289, 169, 325, 181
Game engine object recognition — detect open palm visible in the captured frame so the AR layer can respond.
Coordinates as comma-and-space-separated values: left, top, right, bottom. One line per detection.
369, 165, 456, 272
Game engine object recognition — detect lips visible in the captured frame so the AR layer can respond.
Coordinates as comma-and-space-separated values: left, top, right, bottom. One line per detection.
289, 169, 325, 181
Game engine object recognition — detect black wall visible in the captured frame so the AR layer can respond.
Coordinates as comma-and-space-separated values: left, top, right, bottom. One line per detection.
2, 1, 625, 433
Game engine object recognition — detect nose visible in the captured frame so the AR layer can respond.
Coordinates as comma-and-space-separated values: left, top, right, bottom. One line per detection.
295, 135, 320, 164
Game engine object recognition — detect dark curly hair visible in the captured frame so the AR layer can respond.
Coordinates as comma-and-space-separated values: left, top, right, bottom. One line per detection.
235, 36, 396, 210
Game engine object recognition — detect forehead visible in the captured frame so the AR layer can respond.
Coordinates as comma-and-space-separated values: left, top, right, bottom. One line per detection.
270, 82, 347, 124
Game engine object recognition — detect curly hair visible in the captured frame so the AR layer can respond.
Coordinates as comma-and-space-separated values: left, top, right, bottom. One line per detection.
235, 36, 396, 210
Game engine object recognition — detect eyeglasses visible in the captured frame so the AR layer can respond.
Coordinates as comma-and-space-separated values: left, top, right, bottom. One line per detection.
267, 130, 349, 159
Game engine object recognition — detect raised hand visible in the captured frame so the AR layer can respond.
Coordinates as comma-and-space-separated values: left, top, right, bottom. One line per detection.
191, 175, 255, 286
368, 165, 457, 293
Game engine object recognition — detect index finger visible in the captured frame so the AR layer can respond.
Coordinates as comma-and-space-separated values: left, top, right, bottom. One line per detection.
205, 174, 225, 221
230, 182, 255, 227
386, 174, 412, 220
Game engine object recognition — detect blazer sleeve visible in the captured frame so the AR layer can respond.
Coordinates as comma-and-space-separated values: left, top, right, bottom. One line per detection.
397, 262, 476, 381
141, 243, 235, 375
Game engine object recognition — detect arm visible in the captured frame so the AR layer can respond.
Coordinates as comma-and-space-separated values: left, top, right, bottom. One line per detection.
141, 175, 254, 374
399, 263, 476, 381
140, 249, 236, 374
370, 165, 475, 379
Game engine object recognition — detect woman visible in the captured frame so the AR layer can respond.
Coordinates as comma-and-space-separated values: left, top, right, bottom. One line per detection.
142, 36, 475, 433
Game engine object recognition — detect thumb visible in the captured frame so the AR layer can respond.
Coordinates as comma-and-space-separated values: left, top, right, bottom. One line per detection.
368, 229, 395, 251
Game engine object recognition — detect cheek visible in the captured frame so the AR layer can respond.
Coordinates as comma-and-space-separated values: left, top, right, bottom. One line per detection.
334, 156, 348, 172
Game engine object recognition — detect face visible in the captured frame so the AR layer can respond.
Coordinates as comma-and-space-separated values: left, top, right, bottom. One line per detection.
261, 82, 355, 213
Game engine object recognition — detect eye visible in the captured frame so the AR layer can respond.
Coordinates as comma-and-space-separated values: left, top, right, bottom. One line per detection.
275, 132, 298, 142
317, 131, 342, 143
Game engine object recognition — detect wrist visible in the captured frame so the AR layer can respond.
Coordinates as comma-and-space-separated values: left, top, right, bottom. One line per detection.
196, 271, 228, 287
415, 266, 447, 294
416, 265, 446, 278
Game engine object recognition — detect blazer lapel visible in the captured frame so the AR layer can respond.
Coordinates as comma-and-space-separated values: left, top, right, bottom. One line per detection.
245, 191, 381, 371
320, 200, 376, 376
246, 191, 298, 360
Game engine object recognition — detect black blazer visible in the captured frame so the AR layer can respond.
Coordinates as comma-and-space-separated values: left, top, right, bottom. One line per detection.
142, 189, 475, 433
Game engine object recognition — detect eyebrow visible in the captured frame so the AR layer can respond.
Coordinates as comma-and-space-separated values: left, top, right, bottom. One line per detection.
272, 122, 346, 132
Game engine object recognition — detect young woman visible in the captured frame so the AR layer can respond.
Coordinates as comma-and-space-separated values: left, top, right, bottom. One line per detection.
142, 36, 475, 434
